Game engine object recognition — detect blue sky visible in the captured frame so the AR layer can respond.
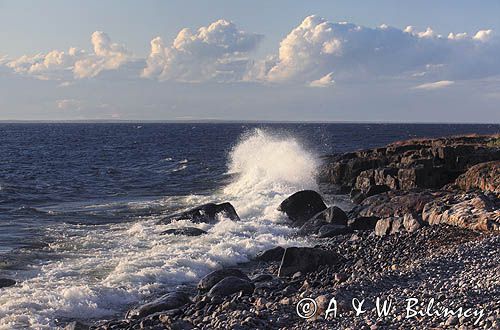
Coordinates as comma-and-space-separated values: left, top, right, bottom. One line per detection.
1, 0, 499, 122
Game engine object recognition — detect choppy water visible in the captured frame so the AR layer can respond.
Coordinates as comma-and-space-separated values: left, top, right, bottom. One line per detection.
0, 123, 498, 328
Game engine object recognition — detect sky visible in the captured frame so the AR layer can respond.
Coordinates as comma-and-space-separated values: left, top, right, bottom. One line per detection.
1, 0, 499, 122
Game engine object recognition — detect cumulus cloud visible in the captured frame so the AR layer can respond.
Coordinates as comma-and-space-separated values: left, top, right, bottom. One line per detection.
262, 15, 500, 85
413, 80, 455, 90
6, 31, 131, 80
142, 19, 263, 82
309, 72, 335, 88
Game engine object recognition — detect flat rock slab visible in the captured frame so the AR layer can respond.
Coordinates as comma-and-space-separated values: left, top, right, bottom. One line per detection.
278, 247, 344, 277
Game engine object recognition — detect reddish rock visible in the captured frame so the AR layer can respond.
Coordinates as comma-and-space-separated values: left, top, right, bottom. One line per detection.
454, 161, 500, 193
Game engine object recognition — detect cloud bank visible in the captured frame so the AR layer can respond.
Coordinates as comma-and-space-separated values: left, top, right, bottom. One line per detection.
2, 16, 499, 87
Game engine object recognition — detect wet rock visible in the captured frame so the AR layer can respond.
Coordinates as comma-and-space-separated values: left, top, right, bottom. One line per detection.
278, 190, 327, 226
454, 161, 500, 193
207, 276, 254, 298
0, 278, 16, 288
251, 274, 274, 283
278, 247, 344, 277
198, 268, 250, 292
159, 202, 240, 224
160, 227, 207, 236
422, 192, 500, 231
348, 216, 379, 230
126, 291, 190, 319
254, 246, 285, 262
298, 206, 348, 235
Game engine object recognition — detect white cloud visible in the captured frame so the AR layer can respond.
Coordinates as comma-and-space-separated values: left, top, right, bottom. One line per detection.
56, 99, 82, 110
261, 15, 499, 85
309, 72, 335, 88
142, 19, 263, 82
6, 31, 131, 80
414, 80, 455, 90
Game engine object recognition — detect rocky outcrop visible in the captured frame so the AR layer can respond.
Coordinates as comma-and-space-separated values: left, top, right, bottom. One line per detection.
453, 161, 500, 193
319, 135, 500, 200
422, 192, 500, 231
297, 206, 348, 236
159, 202, 240, 224
375, 217, 404, 236
278, 190, 327, 226
278, 247, 344, 277
161, 227, 207, 236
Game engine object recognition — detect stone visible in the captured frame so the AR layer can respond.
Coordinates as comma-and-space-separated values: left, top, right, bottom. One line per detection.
278, 190, 327, 226
0, 278, 16, 288
126, 291, 190, 319
251, 274, 274, 283
375, 218, 392, 236
317, 224, 353, 238
454, 161, 500, 193
278, 247, 344, 277
198, 268, 250, 292
207, 276, 254, 298
159, 202, 240, 224
160, 227, 207, 236
422, 192, 500, 231
298, 206, 348, 235
403, 213, 424, 232
254, 246, 285, 262
348, 216, 380, 230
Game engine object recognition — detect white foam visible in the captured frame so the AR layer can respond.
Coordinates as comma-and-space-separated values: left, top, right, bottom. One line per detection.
0, 129, 319, 329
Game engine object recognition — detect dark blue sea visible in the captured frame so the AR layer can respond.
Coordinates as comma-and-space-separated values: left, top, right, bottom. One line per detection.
0, 123, 498, 328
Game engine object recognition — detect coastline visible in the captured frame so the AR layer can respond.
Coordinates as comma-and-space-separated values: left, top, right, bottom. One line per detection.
61, 134, 499, 329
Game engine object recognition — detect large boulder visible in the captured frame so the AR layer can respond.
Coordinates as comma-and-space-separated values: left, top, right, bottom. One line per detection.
159, 202, 240, 224
161, 227, 207, 236
207, 276, 254, 298
278, 190, 327, 226
126, 291, 190, 319
422, 192, 500, 231
255, 246, 285, 262
454, 161, 500, 193
317, 225, 353, 238
298, 206, 348, 235
375, 217, 404, 236
348, 216, 380, 230
197, 268, 250, 292
278, 247, 344, 277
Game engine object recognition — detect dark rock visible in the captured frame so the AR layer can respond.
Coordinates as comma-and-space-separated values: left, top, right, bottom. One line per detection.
278, 190, 327, 226
198, 268, 250, 292
160, 227, 207, 236
298, 206, 348, 235
348, 216, 379, 230
317, 224, 353, 238
278, 247, 344, 277
254, 246, 285, 262
0, 278, 16, 288
251, 274, 274, 283
159, 202, 240, 224
64, 321, 89, 330
207, 276, 254, 298
126, 291, 190, 319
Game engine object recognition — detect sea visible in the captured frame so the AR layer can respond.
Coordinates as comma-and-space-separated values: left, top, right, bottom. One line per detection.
0, 123, 498, 329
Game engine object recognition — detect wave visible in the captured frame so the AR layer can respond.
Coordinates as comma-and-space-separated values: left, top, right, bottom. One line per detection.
0, 129, 318, 329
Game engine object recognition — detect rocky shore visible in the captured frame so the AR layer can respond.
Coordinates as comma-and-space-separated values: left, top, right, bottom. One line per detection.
70, 134, 499, 330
